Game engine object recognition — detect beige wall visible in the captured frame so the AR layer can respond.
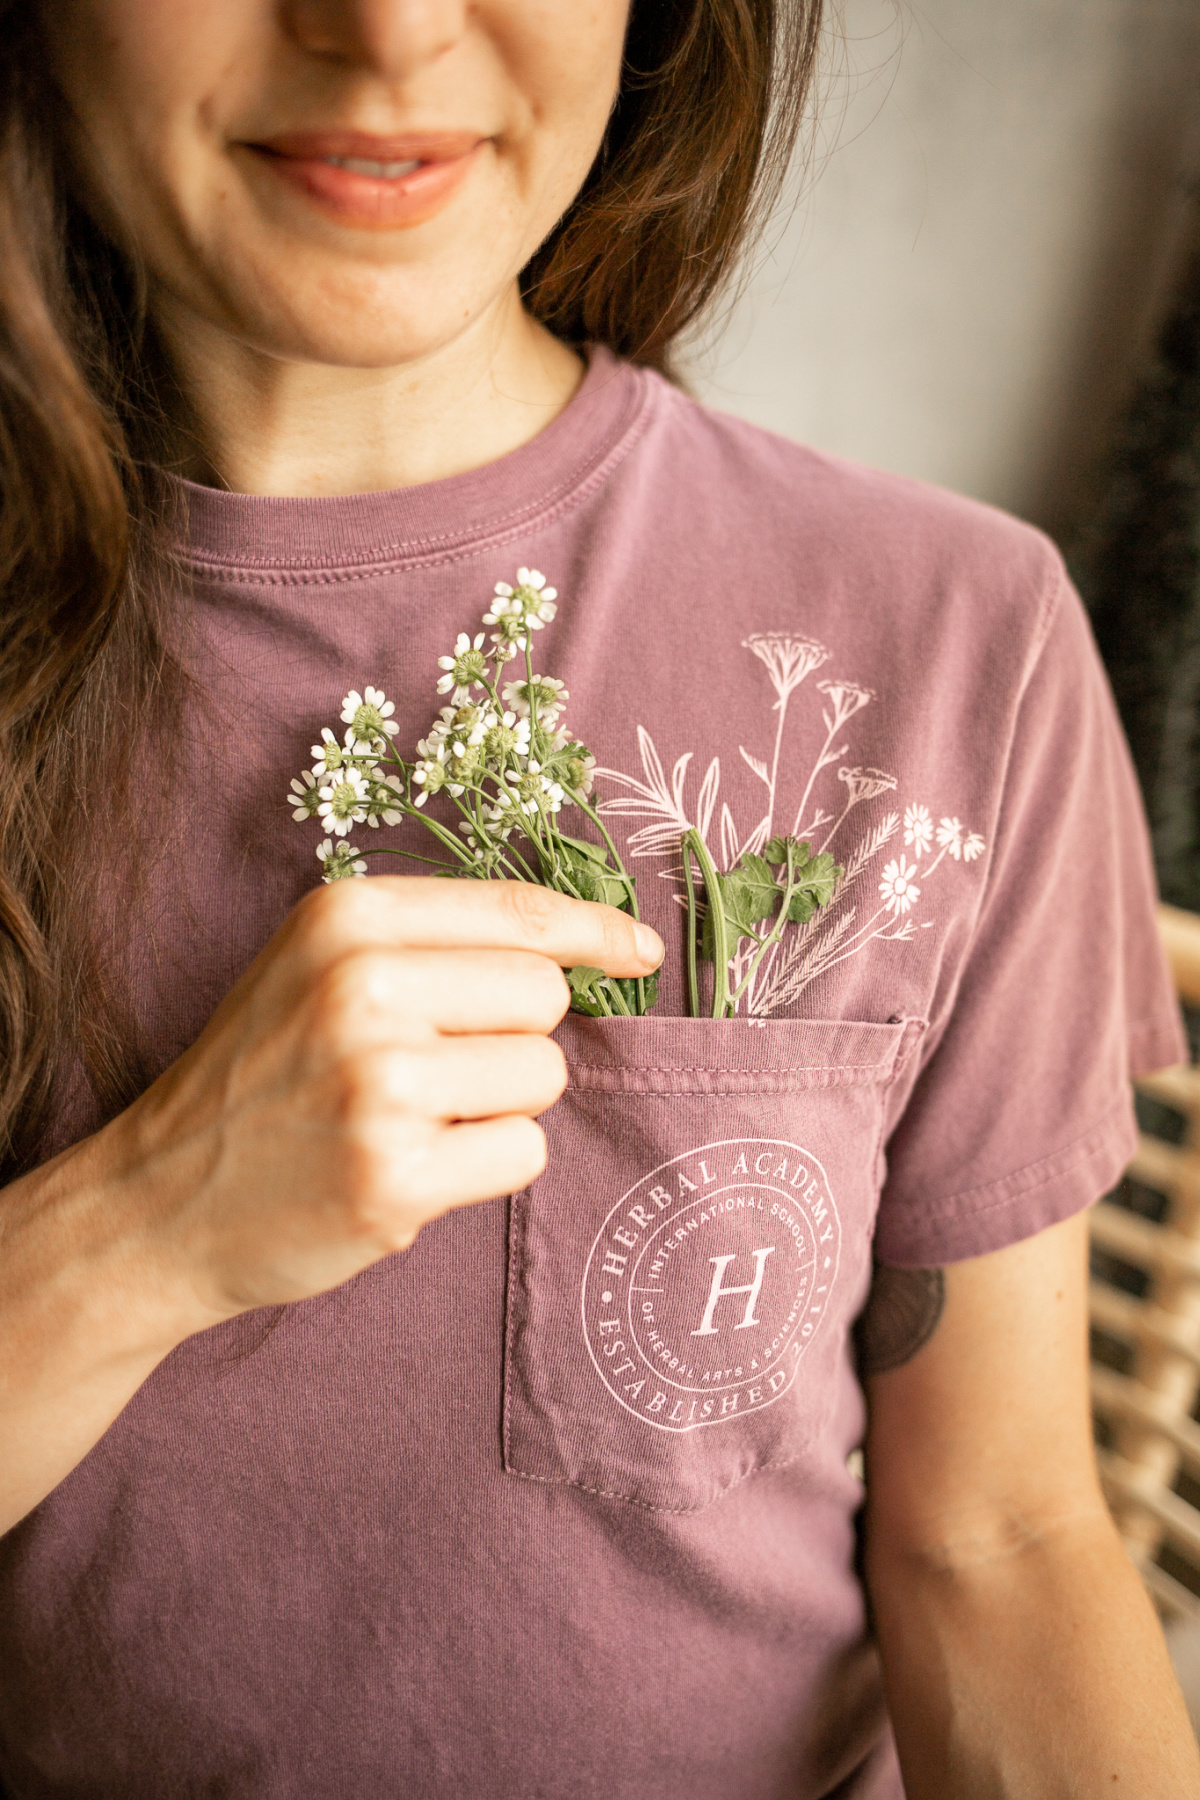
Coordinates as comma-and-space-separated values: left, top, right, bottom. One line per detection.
686, 0, 1200, 534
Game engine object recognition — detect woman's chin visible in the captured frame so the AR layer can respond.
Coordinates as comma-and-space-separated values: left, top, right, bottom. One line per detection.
201, 269, 505, 373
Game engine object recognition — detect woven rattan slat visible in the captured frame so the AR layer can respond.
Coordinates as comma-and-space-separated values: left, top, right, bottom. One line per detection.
1092, 905, 1200, 1616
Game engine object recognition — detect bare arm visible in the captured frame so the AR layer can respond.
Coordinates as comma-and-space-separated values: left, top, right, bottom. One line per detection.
0, 878, 662, 1534
860, 1212, 1200, 1799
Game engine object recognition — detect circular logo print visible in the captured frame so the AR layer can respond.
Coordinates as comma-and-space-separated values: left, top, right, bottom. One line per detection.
582, 1138, 841, 1432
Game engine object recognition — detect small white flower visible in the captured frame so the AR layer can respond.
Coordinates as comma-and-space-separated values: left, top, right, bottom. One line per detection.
366, 773, 405, 828
481, 709, 530, 766
436, 633, 489, 699
562, 746, 596, 799
288, 769, 321, 821
903, 803, 933, 856
505, 761, 565, 816
962, 831, 986, 863
879, 856, 921, 915
317, 765, 371, 837
317, 838, 367, 882
483, 569, 558, 631
311, 726, 356, 777
341, 686, 399, 751
412, 747, 447, 808
503, 675, 568, 722
936, 817, 965, 860
487, 612, 529, 661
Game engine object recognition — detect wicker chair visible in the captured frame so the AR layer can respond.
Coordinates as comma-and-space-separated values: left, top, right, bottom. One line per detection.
1091, 904, 1200, 1622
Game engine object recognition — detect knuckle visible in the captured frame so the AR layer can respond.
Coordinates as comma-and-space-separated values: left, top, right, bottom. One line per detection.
498, 878, 562, 943
325, 1047, 421, 1129
376, 1124, 443, 1215
600, 903, 637, 967
306, 959, 362, 1044
341, 1120, 438, 1247
306, 950, 412, 1044
519, 949, 571, 1019
293, 876, 378, 953
321, 1050, 376, 1129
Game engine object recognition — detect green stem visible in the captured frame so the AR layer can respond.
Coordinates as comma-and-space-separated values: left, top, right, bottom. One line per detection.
602, 977, 632, 1017
571, 790, 647, 1014
405, 809, 479, 868
353, 844, 456, 869
684, 828, 730, 1018
681, 837, 701, 1019
524, 639, 538, 741
571, 793, 639, 917
496, 835, 540, 883
727, 849, 802, 1011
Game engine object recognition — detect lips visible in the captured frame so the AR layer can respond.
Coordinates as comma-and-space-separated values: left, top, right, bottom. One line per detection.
242, 130, 484, 231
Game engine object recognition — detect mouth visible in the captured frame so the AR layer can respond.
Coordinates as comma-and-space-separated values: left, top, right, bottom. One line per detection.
240, 130, 485, 231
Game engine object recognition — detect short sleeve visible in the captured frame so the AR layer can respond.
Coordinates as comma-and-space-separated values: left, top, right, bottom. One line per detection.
875, 569, 1185, 1267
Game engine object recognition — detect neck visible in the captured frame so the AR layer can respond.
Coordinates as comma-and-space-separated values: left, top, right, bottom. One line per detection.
152, 285, 583, 498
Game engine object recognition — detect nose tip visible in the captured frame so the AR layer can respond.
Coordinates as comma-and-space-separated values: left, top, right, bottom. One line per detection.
284, 0, 467, 77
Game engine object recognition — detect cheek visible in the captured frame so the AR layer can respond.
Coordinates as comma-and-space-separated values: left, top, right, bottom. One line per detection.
486, 0, 630, 206
41, 0, 266, 248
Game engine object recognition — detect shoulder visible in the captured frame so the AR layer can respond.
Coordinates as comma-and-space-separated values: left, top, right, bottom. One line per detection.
633, 373, 1067, 669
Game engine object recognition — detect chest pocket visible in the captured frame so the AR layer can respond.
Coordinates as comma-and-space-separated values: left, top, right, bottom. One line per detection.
503, 1013, 922, 1513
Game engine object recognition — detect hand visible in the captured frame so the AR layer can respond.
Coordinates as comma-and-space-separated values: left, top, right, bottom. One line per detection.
115, 878, 663, 1321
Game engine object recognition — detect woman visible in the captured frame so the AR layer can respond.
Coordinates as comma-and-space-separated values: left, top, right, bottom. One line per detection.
0, 2, 1195, 1795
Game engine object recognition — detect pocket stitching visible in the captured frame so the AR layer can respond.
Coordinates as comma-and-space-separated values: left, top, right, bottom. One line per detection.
502, 1439, 820, 1515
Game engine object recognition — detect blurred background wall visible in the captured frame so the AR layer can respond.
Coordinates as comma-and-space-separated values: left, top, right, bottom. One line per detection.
685, 0, 1200, 542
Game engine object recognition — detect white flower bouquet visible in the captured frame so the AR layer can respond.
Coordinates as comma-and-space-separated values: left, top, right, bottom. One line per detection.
290, 570, 839, 1019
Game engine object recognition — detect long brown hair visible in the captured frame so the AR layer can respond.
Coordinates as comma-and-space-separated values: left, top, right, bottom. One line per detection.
0, 0, 824, 1175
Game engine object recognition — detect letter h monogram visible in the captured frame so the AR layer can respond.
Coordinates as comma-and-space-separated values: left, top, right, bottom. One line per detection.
691, 1247, 775, 1337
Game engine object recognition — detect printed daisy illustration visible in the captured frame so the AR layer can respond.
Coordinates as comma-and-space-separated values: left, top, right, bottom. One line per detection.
879, 857, 921, 915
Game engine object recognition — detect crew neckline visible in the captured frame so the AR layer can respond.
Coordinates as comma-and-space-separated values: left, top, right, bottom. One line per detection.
173, 348, 654, 579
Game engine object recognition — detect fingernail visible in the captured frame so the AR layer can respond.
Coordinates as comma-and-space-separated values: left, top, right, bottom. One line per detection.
634, 922, 663, 966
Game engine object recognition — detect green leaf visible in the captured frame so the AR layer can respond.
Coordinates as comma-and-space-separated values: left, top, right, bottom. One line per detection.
565, 964, 607, 1016
783, 850, 842, 920
783, 887, 819, 924
557, 841, 631, 908
699, 854, 781, 958
558, 833, 610, 865
763, 834, 802, 864
724, 853, 782, 927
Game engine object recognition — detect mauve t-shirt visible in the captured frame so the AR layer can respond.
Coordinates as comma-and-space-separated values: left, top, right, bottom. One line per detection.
0, 350, 1183, 1798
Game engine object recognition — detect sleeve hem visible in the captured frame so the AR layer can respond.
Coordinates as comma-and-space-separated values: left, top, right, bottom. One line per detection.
874, 1093, 1137, 1267
1129, 1008, 1188, 1081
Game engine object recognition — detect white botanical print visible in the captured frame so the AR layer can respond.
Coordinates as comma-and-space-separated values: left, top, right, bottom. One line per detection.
596, 631, 987, 1016
879, 857, 920, 915
903, 803, 933, 857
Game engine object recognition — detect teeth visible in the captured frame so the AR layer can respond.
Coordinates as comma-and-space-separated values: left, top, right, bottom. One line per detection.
326, 156, 421, 179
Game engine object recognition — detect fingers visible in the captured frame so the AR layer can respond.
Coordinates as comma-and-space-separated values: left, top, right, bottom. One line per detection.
287, 876, 665, 981
431, 1114, 549, 1206
305, 946, 572, 1046
364, 1113, 550, 1222
359, 1034, 569, 1123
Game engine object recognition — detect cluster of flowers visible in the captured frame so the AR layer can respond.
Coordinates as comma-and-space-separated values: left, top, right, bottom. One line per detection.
288, 570, 652, 1017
